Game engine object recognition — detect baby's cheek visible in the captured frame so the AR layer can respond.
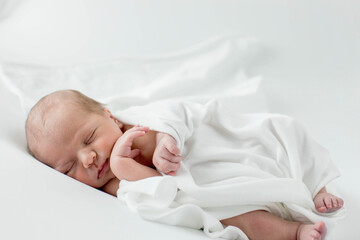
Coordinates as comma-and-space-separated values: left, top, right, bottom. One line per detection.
72, 170, 97, 188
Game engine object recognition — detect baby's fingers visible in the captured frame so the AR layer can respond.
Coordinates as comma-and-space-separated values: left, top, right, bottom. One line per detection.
122, 128, 148, 143
161, 149, 182, 163
112, 128, 147, 157
164, 140, 181, 156
127, 125, 150, 133
155, 158, 181, 174
129, 149, 141, 159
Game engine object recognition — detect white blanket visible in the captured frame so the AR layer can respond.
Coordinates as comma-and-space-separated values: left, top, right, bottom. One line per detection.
115, 99, 346, 240
0, 34, 266, 115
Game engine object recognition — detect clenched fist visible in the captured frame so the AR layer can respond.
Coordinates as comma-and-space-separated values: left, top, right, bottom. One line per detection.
153, 132, 182, 175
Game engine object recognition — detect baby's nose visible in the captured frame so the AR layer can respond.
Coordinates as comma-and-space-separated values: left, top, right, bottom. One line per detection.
82, 150, 98, 168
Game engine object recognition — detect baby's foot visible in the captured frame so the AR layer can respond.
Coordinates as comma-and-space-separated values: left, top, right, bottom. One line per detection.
297, 222, 327, 240
314, 188, 344, 213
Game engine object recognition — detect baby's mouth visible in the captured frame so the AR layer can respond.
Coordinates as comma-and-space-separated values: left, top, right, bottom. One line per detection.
97, 158, 109, 179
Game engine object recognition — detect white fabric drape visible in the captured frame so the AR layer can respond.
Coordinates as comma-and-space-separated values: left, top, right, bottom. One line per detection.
115, 100, 346, 240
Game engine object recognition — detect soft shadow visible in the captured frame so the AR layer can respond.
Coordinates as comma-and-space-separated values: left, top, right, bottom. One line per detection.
244, 43, 276, 78
4, 127, 28, 153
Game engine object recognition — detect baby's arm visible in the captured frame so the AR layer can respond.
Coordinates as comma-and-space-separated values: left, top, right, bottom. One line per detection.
110, 126, 161, 181
153, 132, 182, 175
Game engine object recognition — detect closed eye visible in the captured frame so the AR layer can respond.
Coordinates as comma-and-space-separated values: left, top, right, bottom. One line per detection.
65, 160, 75, 175
85, 128, 97, 145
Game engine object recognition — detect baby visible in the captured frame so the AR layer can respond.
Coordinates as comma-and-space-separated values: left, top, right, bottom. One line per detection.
26, 89, 344, 240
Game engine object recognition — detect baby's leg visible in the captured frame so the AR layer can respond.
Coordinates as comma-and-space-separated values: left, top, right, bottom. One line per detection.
313, 187, 344, 213
220, 210, 326, 240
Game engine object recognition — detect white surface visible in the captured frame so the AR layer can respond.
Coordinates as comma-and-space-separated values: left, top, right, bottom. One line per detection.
0, 0, 359, 239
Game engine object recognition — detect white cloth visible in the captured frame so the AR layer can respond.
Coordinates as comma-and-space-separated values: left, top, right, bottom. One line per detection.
115, 99, 346, 240
0, 34, 266, 115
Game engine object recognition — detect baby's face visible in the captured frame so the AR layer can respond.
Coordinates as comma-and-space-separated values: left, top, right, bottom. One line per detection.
36, 105, 122, 189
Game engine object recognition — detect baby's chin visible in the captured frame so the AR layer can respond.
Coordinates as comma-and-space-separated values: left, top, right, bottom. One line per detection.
101, 170, 117, 186
89, 173, 115, 189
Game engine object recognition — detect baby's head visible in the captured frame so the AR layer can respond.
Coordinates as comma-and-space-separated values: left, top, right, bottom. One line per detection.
26, 90, 123, 188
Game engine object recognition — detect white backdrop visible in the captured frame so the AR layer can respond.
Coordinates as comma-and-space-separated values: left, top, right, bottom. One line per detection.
0, 1, 359, 239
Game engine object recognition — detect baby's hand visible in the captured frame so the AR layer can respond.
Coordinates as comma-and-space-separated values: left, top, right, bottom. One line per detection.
111, 125, 149, 159
110, 125, 161, 181
153, 133, 181, 176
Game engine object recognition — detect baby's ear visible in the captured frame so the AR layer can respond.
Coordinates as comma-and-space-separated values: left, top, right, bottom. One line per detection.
102, 108, 113, 118
103, 108, 123, 128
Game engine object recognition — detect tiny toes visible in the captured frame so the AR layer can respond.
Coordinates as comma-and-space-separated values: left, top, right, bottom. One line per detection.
324, 198, 333, 209
317, 206, 327, 213
332, 199, 338, 208
298, 222, 326, 240
314, 192, 344, 213
311, 230, 320, 237
168, 171, 176, 176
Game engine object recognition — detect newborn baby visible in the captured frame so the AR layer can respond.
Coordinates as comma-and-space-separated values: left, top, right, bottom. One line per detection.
26, 90, 344, 240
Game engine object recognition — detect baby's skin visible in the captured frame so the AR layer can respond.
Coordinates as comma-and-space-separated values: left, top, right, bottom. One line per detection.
294, 188, 343, 240
296, 188, 344, 240
313, 187, 344, 213
221, 189, 344, 240
297, 221, 327, 240
109, 125, 181, 182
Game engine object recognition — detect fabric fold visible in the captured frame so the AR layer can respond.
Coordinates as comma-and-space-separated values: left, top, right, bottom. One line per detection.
118, 176, 250, 240
118, 176, 178, 210
115, 99, 346, 239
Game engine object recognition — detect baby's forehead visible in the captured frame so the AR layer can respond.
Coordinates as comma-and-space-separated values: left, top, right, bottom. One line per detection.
32, 104, 88, 156
31, 100, 86, 139
37, 90, 88, 114
48, 104, 89, 129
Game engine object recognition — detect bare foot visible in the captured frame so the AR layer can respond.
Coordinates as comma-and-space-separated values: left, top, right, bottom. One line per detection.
314, 187, 344, 213
297, 222, 327, 240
